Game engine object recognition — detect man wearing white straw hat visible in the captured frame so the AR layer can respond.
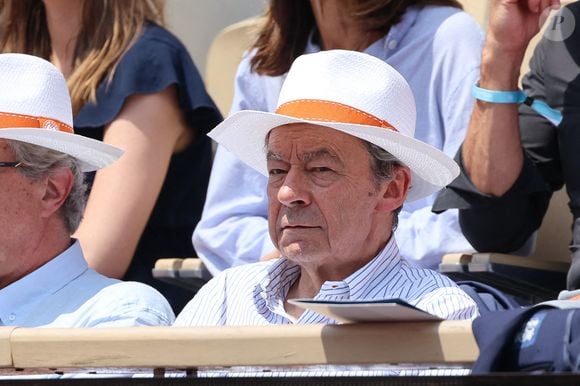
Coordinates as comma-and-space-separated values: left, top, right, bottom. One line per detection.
175, 50, 477, 326
0, 53, 174, 327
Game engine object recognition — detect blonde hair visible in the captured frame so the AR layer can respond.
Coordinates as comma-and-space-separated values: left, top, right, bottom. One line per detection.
0, 0, 165, 114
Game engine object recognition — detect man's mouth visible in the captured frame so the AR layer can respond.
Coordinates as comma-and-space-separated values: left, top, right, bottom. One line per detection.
282, 225, 318, 230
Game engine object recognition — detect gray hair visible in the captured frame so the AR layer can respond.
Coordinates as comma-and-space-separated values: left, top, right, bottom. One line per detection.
364, 141, 403, 230
8, 140, 87, 233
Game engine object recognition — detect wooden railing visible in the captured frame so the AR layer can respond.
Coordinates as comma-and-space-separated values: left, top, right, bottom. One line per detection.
0, 321, 476, 372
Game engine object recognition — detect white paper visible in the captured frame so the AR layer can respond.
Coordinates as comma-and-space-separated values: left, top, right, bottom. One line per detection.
288, 299, 443, 323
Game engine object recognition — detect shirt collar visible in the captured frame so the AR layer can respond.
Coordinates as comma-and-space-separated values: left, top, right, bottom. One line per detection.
258, 258, 300, 317
316, 236, 402, 301
373, 5, 419, 60
257, 236, 402, 316
0, 240, 87, 322
304, 6, 419, 60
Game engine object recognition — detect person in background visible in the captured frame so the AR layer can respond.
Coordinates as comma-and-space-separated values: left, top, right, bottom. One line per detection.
175, 50, 478, 326
0, 53, 174, 327
194, 0, 483, 276
0, 0, 222, 312
432, 0, 580, 287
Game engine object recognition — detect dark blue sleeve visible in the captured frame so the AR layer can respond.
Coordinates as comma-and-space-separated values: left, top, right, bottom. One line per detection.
74, 23, 222, 134
433, 146, 550, 253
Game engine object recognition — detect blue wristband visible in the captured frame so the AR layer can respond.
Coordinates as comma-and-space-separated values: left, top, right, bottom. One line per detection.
472, 83, 562, 126
472, 84, 527, 104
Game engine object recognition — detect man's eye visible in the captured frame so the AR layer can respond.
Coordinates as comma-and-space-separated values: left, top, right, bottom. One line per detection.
268, 168, 286, 176
312, 166, 332, 173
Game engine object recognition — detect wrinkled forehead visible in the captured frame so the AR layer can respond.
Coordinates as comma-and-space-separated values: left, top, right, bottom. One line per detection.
265, 123, 368, 157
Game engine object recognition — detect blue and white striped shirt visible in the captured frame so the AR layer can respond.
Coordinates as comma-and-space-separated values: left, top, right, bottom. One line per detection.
175, 238, 478, 326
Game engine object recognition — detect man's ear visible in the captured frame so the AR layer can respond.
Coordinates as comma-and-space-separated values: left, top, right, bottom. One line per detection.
375, 165, 411, 213
40, 167, 73, 219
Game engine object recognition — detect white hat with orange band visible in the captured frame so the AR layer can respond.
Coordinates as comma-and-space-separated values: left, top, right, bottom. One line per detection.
209, 49, 458, 201
0, 53, 122, 172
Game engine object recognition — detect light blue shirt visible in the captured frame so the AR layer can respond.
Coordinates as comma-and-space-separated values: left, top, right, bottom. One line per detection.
194, 5, 484, 276
175, 237, 478, 326
0, 241, 175, 327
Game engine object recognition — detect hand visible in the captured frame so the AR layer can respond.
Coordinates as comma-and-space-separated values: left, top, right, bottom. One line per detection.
489, 0, 561, 46
260, 249, 281, 261
480, 0, 561, 89
487, 0, 561, 55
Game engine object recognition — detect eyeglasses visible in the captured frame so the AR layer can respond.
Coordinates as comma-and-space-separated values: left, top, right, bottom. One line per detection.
0, 162, 21, 168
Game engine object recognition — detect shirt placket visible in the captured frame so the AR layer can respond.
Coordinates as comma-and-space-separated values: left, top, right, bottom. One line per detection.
259, 261, 300, 324
295, 282, 352, 324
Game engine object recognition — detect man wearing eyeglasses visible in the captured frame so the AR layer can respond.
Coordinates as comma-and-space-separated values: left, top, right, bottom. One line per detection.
0, 53, 174, 327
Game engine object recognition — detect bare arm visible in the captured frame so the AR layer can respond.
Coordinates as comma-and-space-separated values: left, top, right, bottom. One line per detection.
463, 0, 560, 196
74, 86, 189, 278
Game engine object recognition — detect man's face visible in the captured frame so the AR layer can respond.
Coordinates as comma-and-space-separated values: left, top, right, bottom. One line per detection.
0, 140, 45, 287
267, 123, 389, 271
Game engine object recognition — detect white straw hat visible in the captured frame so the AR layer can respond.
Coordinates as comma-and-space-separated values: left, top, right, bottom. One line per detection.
0, 53, 122, 172
209, 50, 458, 201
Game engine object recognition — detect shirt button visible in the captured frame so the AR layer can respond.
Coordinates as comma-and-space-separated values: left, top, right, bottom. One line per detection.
8, 314, 15, 321
388, 40, 398, 50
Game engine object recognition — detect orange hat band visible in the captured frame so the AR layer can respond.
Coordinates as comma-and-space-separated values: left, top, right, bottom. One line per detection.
0, 111, 73, 134
275, 99, 397, 132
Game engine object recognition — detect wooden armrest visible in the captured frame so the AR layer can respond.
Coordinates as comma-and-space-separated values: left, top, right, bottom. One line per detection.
152, 258, 185, 279
441, 252, 569, 274
9, 321, 476, 369
180, 258, 205, 271
0, 327, 16, 368
441, 252, 569, 303
442, 254, 474, 265
439, 253, 474, 273
152, 257, 210, 292
179, 258, 212, 281
470, 253, 570, 273
153, 258, 185, 271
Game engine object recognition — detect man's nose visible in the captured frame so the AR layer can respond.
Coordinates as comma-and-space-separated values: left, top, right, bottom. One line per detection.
277, 168, 311, 207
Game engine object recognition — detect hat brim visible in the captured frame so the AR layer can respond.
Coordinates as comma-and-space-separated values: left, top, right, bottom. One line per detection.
209, 111, 459, 202
0, 128, 123, 172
